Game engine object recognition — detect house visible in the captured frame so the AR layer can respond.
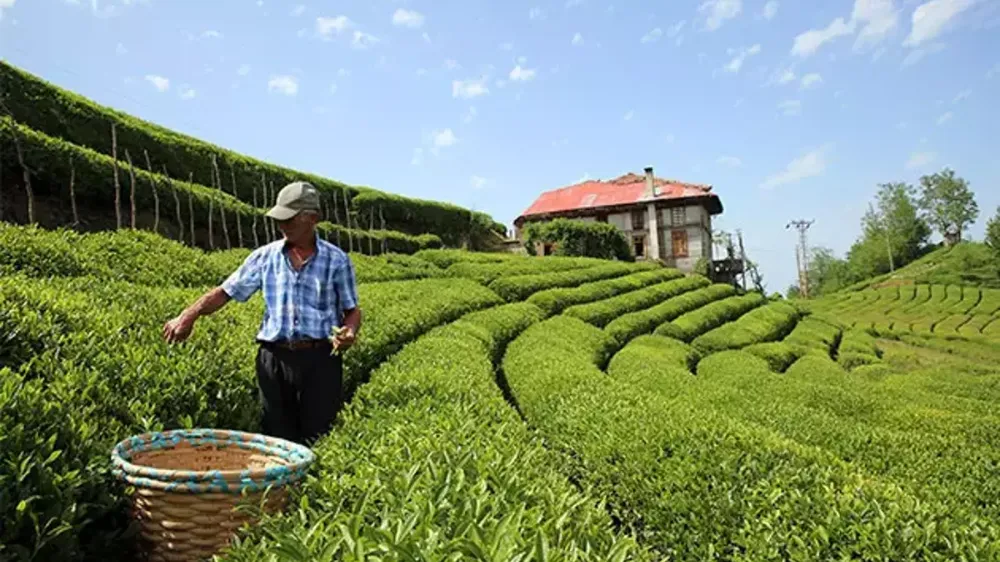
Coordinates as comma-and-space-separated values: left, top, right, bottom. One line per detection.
513, 166, 724, 272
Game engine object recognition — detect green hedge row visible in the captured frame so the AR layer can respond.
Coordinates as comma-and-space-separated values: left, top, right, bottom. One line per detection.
0, 117, 441, 254
604, 283, 734, 350
783, 315, 842, 354
655, 292, 766, 342
562, 276, 710, 328
488, 262, 662, 302
526, 268, 683, 316
219, 302, 647, 561
690, 301, 801, 354
443, 257, 603, 285
0, 223, 445, 286
411, 248, 519, 268
837, 328, 883, 370
741, 342, 805, 372
503, 316, 998, 559
0, 274, 502, 560
0, 62, 501, 246
607, 334, 700, 378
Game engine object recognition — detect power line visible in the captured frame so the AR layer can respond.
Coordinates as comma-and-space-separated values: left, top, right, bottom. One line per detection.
786, 219, 814, 298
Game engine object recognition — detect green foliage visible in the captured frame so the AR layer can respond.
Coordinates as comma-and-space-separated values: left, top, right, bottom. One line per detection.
742, 341, 805, 372
661, 292, 767, 342
522, 218, 633, 261
604, 282, 734, 349
917, 168, 979, 244
487, 261, 659, 302
0, 61, 498, 247
985, 206, 1000, 277
526, 268, 683, 316
505, 318, 1000, 560
219, 303, 647, 562
690, 301, 801, 354
562, 276, 710, 328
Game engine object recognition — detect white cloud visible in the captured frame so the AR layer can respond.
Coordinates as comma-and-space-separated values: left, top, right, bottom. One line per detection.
699, 0, 742, 31
352, 31, 379, 49
792, 17, 854, 57
338, 68, 350, 78
665, 133, 676, 143
179, 86, 196, 100
432, 128, 458, 149
717, 156, 743, 167
572, 32, 584, 45
953, 89, 971, 103
852, 0, 900, 52
667, 20, 686, 44
509, 64, 537, 81
529, 7, 545, 20
291, 4, 305, 16
800, 72, 823, 89
316, 16, 352, 38
202, 30, 222, 39
411, 148, 424, 166
463, 106, 478, 123
904, 0, 974, 47
144, 74, 170, 92
392, 8, 424, 28
566, 0, 583, 7
500, 42, 514, 51
988, 63, 1000, 78
623, 110, 634, 121
0, 0, 14, 21
453, 77, 490, 98
779, 69, 796, 84
237, 64, 251, 76
902, 42, 945, 66
763, 1, 778, 20
267, 75, 299, 95
760, 145, 830, 189
471, 176, 488, 189
906, 151, 936, 169
779, 99, 802, 116
641, 27, 663, 43
329, 83, 338, 94
116, 42, 127, 55
724, 43, 761, 73
937, 111, 953, 125
422, 32, 431, 43
444, 59, 460, 70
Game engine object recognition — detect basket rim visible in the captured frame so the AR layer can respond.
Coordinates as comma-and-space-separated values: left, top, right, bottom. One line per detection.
110, 428, 315, 492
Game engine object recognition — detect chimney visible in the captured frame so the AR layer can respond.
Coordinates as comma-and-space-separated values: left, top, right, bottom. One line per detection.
643, 166, 655, 198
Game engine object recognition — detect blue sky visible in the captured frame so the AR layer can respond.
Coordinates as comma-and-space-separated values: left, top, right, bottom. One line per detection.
1, 0, 999, 291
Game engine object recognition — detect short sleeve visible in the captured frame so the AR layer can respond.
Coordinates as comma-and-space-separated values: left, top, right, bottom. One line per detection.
334, 256, 359, 311
221, 250, 264, 302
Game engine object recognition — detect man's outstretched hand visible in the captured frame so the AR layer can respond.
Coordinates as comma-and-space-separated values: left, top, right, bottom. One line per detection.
163, 313, 196, 344
330, 326, 356, 353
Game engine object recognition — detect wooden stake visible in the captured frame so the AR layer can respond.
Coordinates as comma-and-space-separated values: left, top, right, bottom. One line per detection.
230, 165, 243, 247
252, 173, 261, 248
211, 156, 230, 249
144, 150, 160, 234
10, 126, 34, 224
112, 123, 121, 229
125, 149, 137, 229
331, 191, 342, 247
187, 172, 196, 246
0, 132, 4, 223
268, 180, 276, 241
342, 188, 353, 252
368, 206, 375, 255
163, 165, 184, 243
69, 156, 79, 227
379, 206, 387, 254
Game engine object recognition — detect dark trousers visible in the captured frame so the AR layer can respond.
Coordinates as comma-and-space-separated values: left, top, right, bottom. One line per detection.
255, 342, 344, 446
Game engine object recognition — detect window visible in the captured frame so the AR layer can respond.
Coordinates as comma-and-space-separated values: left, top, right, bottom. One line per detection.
672, 230, 689, 258
596, 213, 608, 223
631, 209, 645, 230
633, 235, 646, 258
671, 207, 686, 227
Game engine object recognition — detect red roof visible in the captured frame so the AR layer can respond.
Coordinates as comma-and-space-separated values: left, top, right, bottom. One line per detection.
517, 172, 722, 222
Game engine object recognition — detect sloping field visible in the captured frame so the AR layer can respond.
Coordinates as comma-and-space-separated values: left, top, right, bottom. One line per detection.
3, 224, 1000, 561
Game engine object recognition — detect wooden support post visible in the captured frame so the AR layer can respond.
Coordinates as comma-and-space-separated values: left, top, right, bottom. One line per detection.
125, 149, 137, 229
9, 123, 35, 224
187, 172, 196, 246
112, 123, 122, 229
211, 156, 230, 249
69, 156, 79, 227
163, 165, 184, 243
230, 165, 243, 247
342, 188, 353, 252
143, 150, 160, 234
379, 206, 387, 254
368, 206, 375, 255
252, 173, 261, 248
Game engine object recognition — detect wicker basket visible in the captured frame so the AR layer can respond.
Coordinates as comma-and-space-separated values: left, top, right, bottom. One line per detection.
110, 428, 316, 562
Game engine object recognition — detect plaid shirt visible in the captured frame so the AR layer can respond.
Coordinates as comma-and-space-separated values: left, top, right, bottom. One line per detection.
221, 235, 359, 342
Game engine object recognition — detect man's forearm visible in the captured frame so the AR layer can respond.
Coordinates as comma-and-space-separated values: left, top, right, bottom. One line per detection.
343, 307, 362, 334
182, 287, 231, 320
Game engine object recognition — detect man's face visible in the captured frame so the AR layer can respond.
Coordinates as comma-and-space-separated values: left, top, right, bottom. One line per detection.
277, 212, 317, 244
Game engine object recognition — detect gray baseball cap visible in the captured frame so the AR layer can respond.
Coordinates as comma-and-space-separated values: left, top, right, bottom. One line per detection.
266, 181, 321, 220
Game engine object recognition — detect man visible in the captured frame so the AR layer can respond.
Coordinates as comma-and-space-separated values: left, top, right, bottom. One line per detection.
162, 181, 362, 446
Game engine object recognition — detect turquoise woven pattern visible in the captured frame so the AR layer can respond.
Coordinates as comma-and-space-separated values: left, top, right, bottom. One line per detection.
111, 428, 316, 494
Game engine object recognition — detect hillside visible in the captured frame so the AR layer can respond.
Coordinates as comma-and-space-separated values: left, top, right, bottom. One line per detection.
4, 223, 1000, 561
0, 61, 505, 251
838, 241, 1000, 292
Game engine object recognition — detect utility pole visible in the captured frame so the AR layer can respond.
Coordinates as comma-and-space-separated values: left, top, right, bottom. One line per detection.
736, 229, 748, 292
786, 219, 814, 298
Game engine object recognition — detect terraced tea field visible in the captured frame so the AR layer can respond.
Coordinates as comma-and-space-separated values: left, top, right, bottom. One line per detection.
3, 224, 1000, 561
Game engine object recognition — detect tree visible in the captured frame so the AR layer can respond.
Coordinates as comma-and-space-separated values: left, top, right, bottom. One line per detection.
865, 182, 931, 265
807, 246, 852, 296
522, 218, 633, 261
917, 168, 979, 245
985, 207, 1000, 278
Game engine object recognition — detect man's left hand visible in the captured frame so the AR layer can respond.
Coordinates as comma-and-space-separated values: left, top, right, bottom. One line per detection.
331, 326, 356, 353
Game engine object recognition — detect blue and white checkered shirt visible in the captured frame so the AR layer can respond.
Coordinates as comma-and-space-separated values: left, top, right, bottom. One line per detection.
221, 235, 359, 342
